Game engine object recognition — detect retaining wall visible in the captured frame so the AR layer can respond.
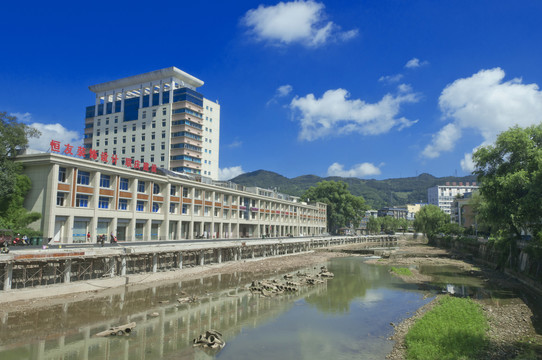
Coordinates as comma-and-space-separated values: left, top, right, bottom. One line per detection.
0, 235, 397, 292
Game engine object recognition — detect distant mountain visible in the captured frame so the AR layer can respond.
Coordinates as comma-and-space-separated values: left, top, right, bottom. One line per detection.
230, 170, 477, 209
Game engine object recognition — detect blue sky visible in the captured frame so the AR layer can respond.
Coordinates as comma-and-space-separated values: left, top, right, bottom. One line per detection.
2, 0, 542, 180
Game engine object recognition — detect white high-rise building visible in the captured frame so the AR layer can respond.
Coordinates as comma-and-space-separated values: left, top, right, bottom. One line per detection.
84, 67, 220, 179
427, 181, 479, 215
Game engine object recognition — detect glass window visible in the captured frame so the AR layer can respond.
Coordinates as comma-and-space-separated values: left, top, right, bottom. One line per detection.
182, 204, 189, 214
152, 202, 160, 213
141, 145, 145, 152
76, 194, 89, 207
142, 111, 146, 119
162, 120, 166, 127
123, 136, 126, 143
162, 108, 166, 115
152, 121, 156, 128
161, 154, 165, 162
161, 142, 165, 150
113, 137, 117, 145
114, 127, 117, 134
152, 132, 156, 140
100, 174, 110, 188
136, 200, 144, 211
132, 124, 136, 131
183, 187, 190, 198
153, 183, 160, 194
138, 180, 145, 193
98, 196, 109, 209
123, 126, 127, 133
162, 131, 166, 139
58, 167, 67, 182
150, 155, 155, 162
118, 198, 128, 210
56, 192, 65, 206
142, 123, 146, 130
151, 143, 155, 151
77, 171, 90, 185
119, 178, 129, 190
122, 147, 126, 154
194, 189, 201, 199
152, 110, 156, 117
141, 134, 146, 141
170, 203, 176, 213
105, 128, 109, 135
170, 185, 176, 196
132, 135, 135, 142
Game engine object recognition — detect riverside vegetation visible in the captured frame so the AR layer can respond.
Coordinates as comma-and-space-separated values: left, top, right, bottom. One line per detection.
404, 296, 488, 360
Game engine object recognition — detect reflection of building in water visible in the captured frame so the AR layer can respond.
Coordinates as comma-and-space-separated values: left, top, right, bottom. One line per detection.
0, 273, 327, 359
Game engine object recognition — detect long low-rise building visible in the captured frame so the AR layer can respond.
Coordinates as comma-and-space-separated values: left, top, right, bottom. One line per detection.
17, 153, 327, 243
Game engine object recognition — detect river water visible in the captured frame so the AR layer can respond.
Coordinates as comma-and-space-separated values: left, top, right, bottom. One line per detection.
0, 256, 514, 360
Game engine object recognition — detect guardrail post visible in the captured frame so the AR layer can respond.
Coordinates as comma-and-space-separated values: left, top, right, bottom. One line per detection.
121, 256, 127, 276
218, 249, 222, 264
178, 252, 183, 269
152, 254, 158, 273
64, 259, 72, 283
4, 263, 13, 291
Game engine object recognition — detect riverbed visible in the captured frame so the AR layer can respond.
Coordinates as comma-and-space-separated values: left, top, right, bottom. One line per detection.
1, 243, 541, 359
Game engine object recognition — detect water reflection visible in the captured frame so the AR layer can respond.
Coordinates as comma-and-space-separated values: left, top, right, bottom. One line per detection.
0, 257, 434, 360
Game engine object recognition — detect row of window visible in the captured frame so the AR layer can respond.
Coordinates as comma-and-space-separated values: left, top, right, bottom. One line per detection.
59, 168, 319, 213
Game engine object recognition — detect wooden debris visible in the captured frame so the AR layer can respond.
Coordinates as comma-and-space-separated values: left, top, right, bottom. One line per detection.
193, 329, 226, 350
95, 322, 136, 337
177, 295, 198, 304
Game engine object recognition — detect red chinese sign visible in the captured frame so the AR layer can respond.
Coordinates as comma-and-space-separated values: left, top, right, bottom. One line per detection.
50, 140, 157, 173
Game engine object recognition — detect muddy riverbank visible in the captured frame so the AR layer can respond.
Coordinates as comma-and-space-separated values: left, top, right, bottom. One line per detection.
1, 250, 351, 313
364, 240, 542, 360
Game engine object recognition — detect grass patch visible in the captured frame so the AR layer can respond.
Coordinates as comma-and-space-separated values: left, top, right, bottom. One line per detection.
391, 267, 413, 276
405, 296, 488, 360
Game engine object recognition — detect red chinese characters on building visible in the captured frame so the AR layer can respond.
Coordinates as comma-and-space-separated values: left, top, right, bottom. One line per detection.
49, 139, 158, 174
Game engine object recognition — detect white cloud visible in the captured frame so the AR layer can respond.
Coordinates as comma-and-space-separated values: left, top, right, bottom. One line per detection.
10, 112, 83, 152
460, 151, 476, 172
379, 74, 403, 83
218, 166, 245, 181
10, 112, 32, 123
422, 68, 542, 162
421, 123, 461, 159
327, 162, 382, 178
277, 84, 293, 97
242, 0, 358, 47
290, 87, 419, 141
405, 57, 429, 69
227, 140, 243, 148
30, 122, 83, 152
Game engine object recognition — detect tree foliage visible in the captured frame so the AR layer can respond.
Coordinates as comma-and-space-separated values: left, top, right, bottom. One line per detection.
0, 112, 41, 233
302, 180, 367, 234
414, 205, 450, 239
473, 124, 542, 242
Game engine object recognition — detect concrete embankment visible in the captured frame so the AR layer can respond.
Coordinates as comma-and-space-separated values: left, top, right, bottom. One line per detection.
0, 235, 396, 302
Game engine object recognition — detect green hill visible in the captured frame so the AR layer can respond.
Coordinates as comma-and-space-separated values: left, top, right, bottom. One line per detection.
230, 170, 477, 209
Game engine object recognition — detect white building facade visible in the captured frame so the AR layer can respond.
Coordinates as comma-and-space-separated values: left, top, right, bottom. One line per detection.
84, 67, 220, 179
427, 182, 479, 215
18, 153, 326, 243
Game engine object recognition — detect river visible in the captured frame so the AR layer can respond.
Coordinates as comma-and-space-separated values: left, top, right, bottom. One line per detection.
0, 256, 499, 359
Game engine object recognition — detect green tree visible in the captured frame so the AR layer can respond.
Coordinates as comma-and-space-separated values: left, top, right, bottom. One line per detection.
302, 180, 367, 234
472, 124, 542, 242
366, 216, 381, 234
0, 112, 40, 199
413, 205, 450, 239
0, 112, 41, 233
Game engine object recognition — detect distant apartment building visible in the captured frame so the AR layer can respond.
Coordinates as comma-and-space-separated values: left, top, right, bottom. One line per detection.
377, 207, 408, 220
84, 67, 220, 179
427, 182, 479, 215
451, 192, 476, 228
